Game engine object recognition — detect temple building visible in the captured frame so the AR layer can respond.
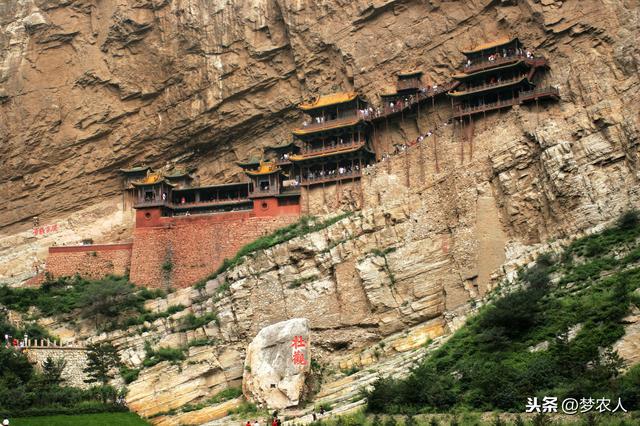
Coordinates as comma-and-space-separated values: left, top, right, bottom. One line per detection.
449, 37, 560, 119
290, 91, 375, 187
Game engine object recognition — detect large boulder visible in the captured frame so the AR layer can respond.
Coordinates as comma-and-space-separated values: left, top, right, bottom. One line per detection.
243, 318, 311, 409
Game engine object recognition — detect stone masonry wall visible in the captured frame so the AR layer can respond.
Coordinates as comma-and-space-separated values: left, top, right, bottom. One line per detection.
46, 243, 133, 280
130, 213, 299, 289
25, 347, 89, 389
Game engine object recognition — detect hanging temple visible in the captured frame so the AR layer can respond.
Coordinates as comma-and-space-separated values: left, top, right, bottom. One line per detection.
42, 37, 560, 289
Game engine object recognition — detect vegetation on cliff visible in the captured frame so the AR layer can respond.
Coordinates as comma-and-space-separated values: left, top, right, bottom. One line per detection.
0, 275, 167, 330
365, 210, 640, 416
196, 213, 353, 287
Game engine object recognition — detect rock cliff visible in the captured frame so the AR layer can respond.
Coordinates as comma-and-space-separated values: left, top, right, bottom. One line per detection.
1, 0, 640, 423
1, 0, 638, 235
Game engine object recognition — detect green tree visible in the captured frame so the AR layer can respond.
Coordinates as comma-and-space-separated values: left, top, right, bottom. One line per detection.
83, 342, 121, 398
383, 416, 398, 426
80, 279, 139, 326
42, 356, 66, 386
404, 415, 418, 426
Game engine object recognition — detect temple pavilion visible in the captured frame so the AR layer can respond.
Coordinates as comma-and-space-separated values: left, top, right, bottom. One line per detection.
122, 168, 253, 217
236, 143, 302, 211
449, 37, 559, 119
289, 91, 375, 186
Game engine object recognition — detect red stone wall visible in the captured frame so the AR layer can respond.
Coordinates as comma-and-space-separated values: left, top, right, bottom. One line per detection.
129, 211, 299, 289
46, 244, 133, 280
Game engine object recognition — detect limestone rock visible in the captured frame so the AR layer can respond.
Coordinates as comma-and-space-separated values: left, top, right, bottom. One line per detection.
243, 318, 311, 409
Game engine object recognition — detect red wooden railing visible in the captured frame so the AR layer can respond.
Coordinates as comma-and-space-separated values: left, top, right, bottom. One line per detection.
452, 86, 560, 118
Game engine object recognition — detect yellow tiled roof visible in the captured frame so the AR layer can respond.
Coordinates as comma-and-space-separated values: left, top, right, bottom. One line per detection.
462, 37, 516, 55
140, 172, 161, 184
244, 161, 281, 176
299, 91, 358, 111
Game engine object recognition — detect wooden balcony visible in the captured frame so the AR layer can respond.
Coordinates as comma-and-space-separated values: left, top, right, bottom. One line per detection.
451, 86, 560, 118
134, 198, 250, 209
449, 75, 529, 98
461, 54, 547, 75
301, 170, 362, 186
293, 114, 362, 135
170, 198, 251, 209
300, 140, 365, 156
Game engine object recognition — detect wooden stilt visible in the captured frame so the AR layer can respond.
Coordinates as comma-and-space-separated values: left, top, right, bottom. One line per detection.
434, 133, 440, 173
469, 115, 474, 161
419, 139, 425, 184
460, 118, 465, 165
405, 146, 410, 188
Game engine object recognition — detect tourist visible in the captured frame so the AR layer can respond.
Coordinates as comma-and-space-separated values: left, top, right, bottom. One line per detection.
2, 418, 8, 426
277, 419, 281, 426
245, 421, 251, 426
253, 420, 260, 426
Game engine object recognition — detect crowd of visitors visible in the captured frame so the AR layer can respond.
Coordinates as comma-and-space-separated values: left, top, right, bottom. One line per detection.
356, 84, 448, 120
3, 333, 27, 350
304, 163, 361, 181
464, 47, 535, 69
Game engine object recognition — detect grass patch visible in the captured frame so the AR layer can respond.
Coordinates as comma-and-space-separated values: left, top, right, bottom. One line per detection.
227, 400, 261, 417
10, 412, 149, 425
119, 366, 140, 384
120, 304, 186, 329
366, 210, 640, 415
0, 275, 165, 327
142, 342, 186, 368
187, 338, 217, 348
369, 247, 397, 286
180, 312, 219, 330
195, 213, 352, 287
181, 387, 244, 413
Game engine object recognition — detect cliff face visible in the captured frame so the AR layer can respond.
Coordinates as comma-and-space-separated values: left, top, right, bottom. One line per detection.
1, 0, 638, 233
1, 1, 639, 420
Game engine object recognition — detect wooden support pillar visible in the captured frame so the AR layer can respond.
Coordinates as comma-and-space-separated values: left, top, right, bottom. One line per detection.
358, 155, 364, 209
469, 115, 474, 161
419, 139, 425, 184
405, 145, 410, 188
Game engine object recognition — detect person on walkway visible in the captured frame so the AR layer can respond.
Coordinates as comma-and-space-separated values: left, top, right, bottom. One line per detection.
245, 421, 251, 426
253, 420, 260, 426
2, 419, 9, 426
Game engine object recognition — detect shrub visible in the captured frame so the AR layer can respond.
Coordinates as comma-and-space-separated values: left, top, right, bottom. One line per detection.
617, 209, 639, 230
142, 342, 186, 368
119, 366, 140, 384
200, 212, 353, 284
181, 312, 219, 330
208, 386, 243, 404
365, 217, 640, 415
